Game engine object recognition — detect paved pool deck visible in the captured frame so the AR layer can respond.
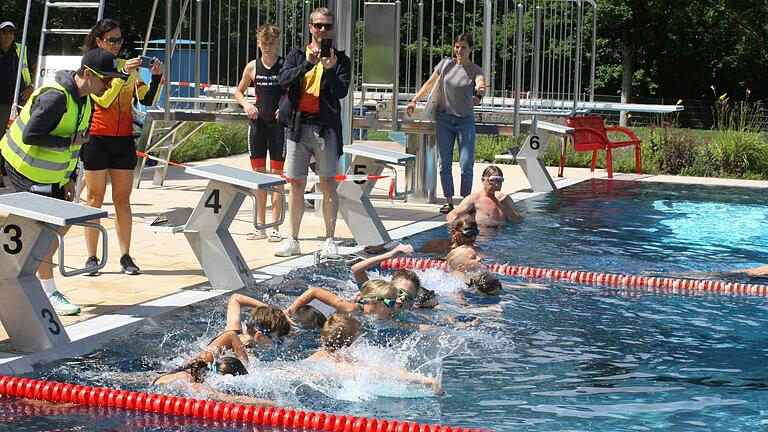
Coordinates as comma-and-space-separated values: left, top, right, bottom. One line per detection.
1, 142, 767, 372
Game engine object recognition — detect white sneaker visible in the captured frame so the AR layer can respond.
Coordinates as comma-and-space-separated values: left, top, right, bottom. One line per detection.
49, 291, 81, 316
274, 237, 301, 257
320, 237, 340, 259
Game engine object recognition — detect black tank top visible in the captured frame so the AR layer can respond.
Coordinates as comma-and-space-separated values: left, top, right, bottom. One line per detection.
253, 57, 286, 122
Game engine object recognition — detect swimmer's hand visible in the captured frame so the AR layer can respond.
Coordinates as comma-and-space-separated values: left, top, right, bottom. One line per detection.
392, 243, 415, 256
743, 264, 768, 276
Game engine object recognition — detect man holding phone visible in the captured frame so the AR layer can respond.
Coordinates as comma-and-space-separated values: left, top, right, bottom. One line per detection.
275, 7, 351, 258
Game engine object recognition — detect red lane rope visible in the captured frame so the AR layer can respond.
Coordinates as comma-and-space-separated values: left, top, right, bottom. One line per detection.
380, 258, 768, 298
0, 376, 490, 432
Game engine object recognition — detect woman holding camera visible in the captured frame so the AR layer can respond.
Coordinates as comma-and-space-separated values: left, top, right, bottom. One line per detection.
81, 19, 163, 275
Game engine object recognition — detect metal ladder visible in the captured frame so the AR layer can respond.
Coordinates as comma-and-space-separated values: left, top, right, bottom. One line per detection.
34, 0, 105, 87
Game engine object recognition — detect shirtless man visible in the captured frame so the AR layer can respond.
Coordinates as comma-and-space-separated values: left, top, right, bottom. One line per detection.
447, 165, 521, 227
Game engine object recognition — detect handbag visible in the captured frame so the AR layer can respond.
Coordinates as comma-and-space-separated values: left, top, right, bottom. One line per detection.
418, 58, 450, 120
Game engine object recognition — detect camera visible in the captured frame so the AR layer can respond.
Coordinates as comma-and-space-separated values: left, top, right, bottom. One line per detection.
139, 56, 155, 68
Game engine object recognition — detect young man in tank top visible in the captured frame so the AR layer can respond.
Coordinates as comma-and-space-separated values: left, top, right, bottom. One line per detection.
234, 23, 287, 242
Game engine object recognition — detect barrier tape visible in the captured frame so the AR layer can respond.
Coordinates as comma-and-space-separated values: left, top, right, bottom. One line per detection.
380, 258, 768, 298
0, 376, 490, 432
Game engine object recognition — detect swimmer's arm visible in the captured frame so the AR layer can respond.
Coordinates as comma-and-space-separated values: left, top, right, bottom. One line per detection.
226, 294, 270, 333
446, 196, 475, 224
496, 192, 522, 223
739, 264, 768, 276
286, 287, 357, 314
196, 383, 279, 406
392, 369, 443, 395
207, 329, 249, 363
351, 244, 415, 283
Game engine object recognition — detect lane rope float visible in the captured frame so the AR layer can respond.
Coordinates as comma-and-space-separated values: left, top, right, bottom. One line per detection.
380, 258, 768, 298
0, 376, 490, 432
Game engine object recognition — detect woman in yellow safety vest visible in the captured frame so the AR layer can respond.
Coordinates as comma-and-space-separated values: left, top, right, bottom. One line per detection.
80, 19, 163, 276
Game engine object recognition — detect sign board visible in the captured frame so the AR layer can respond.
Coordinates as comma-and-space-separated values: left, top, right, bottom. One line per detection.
36, 55, 82, 87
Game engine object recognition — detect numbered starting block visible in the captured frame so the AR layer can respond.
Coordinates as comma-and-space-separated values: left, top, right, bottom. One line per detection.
0, 192, 108, 353
148, 164, 286, 290
500, 120, 575, 192
337, 144, 415, 246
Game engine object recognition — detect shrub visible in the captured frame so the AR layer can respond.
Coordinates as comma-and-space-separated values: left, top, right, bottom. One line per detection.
708, 131, 768, 178
170, 123, 248, 164
647, 124, 696, 175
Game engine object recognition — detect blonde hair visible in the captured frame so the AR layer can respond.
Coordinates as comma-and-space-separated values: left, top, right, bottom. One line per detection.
446, 245, 476, 271
256, 23, 280, 42
359, 279, 395, 300
321, 313, 362, 353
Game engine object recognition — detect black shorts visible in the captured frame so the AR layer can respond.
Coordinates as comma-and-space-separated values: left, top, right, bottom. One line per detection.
82, 135, 138, 171
4, 161, 67, 200
248, 118, 286, 168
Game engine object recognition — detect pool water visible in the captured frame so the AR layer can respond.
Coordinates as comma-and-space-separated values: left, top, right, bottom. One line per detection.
7, 179, 768, 431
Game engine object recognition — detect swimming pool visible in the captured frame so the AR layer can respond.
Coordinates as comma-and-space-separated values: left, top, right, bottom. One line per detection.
6, 179, 768, 431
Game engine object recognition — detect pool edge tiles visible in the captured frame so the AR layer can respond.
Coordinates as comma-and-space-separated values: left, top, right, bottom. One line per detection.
0, 178, 580, 375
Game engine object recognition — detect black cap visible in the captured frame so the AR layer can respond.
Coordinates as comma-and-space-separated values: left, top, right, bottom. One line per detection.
81, 48, 129, 79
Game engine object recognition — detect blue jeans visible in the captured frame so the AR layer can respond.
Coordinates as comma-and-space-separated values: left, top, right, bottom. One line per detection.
436, 111, 476, 198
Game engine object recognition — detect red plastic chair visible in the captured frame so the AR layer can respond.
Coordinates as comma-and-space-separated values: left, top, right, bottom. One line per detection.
562, 115, 642, 178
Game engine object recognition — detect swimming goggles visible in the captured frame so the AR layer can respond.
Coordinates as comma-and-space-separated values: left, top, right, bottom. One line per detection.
486, 175, 504, 184
358, 296, 397, 308
210, 361, 218, 374
397, 288, 416, 304
459, 226, 480, 238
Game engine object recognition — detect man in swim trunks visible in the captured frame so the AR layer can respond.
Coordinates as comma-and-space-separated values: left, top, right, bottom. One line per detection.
447, 165, 522, 227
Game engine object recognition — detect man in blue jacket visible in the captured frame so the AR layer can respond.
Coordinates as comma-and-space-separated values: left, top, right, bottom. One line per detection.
275, 7, 351, 258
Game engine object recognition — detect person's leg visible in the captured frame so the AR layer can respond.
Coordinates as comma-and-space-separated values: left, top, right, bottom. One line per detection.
312, 127, 339, 239
84, 169, 109, 257
249, 120, 269, 230
288, 177, 307, 239
435, 112, 457, 210
109, 169, 135, 256
283, 127, 313, 240
456, 115, 477, 198
268, 121, 286, 228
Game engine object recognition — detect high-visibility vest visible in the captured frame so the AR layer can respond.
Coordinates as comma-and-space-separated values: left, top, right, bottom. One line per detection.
14, 42, 31, 86
0, 81, 92, 186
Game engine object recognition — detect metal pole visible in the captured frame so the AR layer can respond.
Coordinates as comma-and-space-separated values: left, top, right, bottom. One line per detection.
416, 2, 423, 85
142, 0, 160, 56
278, 0, 285, 56
392, 1, 401, 131
531, 6, 541, 99
482, 0, 493, 100
587, 0, 597, 101
513, 3, 523, 136
329, 0, 353, 170
195, 0, 202, 104
165, 0, 172, 121
573, 0, 583, 105
11, 0, 33, 116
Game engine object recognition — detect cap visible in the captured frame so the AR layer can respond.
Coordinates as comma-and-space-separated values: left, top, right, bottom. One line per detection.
0, 21, 15, 30
81, 48, 129, 79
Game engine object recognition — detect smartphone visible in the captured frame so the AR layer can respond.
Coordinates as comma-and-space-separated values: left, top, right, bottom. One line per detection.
139, 56, 155, 68
320, 38, 332, 58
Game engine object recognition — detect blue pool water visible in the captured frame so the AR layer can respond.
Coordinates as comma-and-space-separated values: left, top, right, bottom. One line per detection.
6, 179, 768, 431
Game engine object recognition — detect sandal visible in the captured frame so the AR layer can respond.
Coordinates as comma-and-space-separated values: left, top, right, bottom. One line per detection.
246, 229, 267, 240
439, 202, 454, 214
267, 230, 282, 242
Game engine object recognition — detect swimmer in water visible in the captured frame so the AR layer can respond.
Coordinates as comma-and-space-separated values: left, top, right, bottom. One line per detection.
420, 213, 480, 255
447, 165, 522, 227
225, 294, 326, 346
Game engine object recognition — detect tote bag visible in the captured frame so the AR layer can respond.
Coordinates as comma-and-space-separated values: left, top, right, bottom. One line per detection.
419, 58, 450, 120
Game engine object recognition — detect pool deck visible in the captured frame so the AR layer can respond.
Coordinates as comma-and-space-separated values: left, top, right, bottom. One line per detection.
1, 142, 767, 372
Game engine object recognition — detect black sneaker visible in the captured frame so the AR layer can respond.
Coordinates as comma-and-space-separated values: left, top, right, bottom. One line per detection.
439, 202, 454, 214
84, 255, 100, 276
120, 254, 141, 275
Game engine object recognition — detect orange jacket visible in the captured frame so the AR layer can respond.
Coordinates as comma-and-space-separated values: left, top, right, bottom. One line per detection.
89, 58, 161, 136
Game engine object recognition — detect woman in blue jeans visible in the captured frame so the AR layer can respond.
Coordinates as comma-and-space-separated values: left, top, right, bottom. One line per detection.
406, 33, 486, 213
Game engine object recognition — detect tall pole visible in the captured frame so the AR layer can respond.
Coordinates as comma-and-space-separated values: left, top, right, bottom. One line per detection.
482, 0, 493, 101
329, 0, 354, 170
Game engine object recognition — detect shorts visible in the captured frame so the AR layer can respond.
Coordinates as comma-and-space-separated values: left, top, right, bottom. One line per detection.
248, 118, 286, 171
82, 135, 137, 171
4, 161, 68, 200
284, 124, 339, 179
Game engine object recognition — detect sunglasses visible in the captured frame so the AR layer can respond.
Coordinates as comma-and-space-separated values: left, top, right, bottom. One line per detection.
485, 176, 504, 184
84, 66, 114, 85
459, 226, 480, 238
101, 36, 124, 45
359, 296, 397, 308
311, 22, 334, 31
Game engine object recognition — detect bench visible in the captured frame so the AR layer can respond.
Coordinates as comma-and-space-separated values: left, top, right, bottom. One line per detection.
337, 144, 416, 245
496, 119, 574, 192
146, 164, 286, 291
564, 115, 642, 179
0, 192, 108, 352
